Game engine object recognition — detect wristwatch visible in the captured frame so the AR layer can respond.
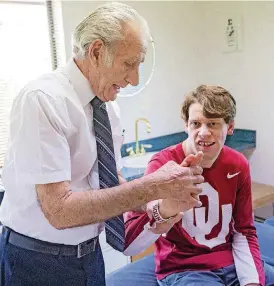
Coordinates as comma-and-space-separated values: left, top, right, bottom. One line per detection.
151, 200, 178, 224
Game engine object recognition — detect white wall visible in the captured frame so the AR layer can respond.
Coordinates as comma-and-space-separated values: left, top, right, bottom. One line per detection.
194, 2, 274, 185
61, 1, 202, 142
61, 1, 274, 184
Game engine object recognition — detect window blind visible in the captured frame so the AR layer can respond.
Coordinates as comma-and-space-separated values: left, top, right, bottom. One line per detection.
46, 0, 66, 70
0, 0, 65, 167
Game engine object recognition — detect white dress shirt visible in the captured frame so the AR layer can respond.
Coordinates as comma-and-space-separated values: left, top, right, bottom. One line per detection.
0, 59, 124, 245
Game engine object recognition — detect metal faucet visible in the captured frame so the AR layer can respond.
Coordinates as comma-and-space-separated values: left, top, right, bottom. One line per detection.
126, 118, 152, 156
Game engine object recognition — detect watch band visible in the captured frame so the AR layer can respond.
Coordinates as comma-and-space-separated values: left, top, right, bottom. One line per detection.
152, 200, 177, 224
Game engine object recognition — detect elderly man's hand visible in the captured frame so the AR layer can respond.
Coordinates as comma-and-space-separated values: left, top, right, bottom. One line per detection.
156, 152, 204, 218
148, 161, 203, 203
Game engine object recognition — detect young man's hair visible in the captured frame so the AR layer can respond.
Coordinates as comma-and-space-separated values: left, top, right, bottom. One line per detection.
181, 85, 236, 124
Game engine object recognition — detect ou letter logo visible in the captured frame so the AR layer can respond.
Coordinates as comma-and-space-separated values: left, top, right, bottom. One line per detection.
182, 183, 232, 248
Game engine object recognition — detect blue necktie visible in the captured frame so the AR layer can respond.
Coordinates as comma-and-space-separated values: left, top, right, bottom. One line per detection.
91, 97, 125, 252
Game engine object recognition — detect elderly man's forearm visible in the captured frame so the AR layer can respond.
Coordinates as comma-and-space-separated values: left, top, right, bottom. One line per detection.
45, 178, 158, 229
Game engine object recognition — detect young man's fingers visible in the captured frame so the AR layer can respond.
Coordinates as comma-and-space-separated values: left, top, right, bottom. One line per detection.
196, 151, 204, 165
181, 154, 195, 167
191, 151, 204, 166
181, 152, 204, 167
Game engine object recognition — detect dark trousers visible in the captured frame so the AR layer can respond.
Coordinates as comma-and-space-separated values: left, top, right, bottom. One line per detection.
0, 228, 106, 286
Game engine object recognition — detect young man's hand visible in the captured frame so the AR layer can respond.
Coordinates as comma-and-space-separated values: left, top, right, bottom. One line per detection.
181, 151, 204, 168
147, 207, 184, 235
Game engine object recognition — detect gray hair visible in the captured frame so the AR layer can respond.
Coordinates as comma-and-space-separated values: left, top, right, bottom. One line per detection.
72, 2, 150, 66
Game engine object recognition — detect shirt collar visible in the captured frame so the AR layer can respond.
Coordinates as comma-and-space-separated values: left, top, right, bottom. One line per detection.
60, 58, 95, 107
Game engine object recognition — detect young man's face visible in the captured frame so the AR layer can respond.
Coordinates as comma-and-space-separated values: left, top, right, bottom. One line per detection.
185, 102, 234, 168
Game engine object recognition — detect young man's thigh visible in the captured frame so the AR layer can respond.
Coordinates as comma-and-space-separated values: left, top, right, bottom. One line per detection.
222, 262, 274, 286
158, 270, 225, 286
264, 261, 274, 286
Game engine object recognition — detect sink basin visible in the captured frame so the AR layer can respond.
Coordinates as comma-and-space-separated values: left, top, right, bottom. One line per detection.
122, 152, 158, 169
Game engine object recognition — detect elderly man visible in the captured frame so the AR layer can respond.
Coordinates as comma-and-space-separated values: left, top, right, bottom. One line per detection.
0, 2, 203, 286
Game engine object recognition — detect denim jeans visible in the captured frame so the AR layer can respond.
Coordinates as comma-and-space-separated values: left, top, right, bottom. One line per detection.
158, 263, 274, 286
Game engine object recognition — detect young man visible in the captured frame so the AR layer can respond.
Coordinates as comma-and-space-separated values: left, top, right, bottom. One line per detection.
123, 85, 274, 286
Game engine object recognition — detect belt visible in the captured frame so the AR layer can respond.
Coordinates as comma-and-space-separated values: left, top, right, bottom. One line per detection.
2, 226, 98, 258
